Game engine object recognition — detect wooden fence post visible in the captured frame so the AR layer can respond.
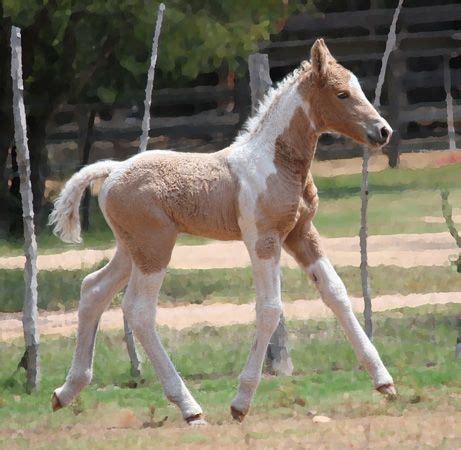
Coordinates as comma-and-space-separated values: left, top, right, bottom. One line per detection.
361, 0, 404, 340
139, 3, 165, 153
443, 55, 457, 151
10, 25, 40, 392
248, 53, 294, 376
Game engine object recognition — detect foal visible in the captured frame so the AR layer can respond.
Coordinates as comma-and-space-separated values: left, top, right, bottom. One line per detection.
50, 39, 395, 425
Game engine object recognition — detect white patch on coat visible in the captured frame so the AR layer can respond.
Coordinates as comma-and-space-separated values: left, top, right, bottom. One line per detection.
349, 73, 392, 133
123, 267, 203, 419
349, 73, 375, 109
231, 256, 282, 414
308, 256, 394, 387
228, 82, 308, 243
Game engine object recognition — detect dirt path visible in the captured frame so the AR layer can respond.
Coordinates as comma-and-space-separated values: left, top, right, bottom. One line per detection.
310, 148, 461, 177
2, 405, 461, 449
0, 232, 457, 271
1, 291, 460, 342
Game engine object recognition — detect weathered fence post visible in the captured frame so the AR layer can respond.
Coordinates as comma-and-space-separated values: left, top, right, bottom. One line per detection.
443, 55, 457, 151
10, 25, 40, 392
440, 190, 461, 357
122, 2, 166, 377
139, 2, 165, 153
123, 316, 141, 377
248, 53, 294, 376
361, 0, 404, 340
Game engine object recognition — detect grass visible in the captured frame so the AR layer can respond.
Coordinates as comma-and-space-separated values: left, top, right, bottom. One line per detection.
1, 264, 460, 313
0, 164, 460, 256
0, 304, 460, 438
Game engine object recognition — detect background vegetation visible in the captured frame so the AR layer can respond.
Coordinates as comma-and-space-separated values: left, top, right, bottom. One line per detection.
1, 304, 460, 447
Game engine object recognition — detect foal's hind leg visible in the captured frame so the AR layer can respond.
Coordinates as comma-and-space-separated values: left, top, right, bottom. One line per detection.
52, 246, 131, 410
122, 265, 205, 425
284, 220, 395, 395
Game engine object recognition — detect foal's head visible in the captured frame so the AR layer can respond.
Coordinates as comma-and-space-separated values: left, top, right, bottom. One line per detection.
301, 39, 392, 148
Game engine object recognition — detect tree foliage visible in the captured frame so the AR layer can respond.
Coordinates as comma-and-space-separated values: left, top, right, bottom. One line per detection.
2, 0, 306, 105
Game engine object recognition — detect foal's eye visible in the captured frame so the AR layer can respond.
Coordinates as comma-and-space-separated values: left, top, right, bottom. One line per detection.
337, 91, 349, 99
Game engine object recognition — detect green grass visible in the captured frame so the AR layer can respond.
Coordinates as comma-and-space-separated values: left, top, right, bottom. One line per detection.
315, 187, 461, 237
1, 264, 461, 313
1, 164, 460, 256
1, 304, 460, 432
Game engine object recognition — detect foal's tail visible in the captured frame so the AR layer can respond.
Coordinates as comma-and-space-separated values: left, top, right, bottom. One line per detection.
49, 160, 120, 244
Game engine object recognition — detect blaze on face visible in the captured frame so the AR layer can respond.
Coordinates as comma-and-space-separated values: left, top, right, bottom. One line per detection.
302, 39, 392, 148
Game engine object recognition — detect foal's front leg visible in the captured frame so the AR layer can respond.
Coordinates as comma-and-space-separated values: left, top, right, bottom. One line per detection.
284, 221, 395, 394
230, 236, 283, 421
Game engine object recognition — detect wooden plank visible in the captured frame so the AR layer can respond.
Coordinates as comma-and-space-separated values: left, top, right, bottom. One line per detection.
282, 5, 461, 34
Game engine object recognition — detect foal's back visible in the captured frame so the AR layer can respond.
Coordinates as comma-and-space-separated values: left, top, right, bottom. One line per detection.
101, 149, 241, 271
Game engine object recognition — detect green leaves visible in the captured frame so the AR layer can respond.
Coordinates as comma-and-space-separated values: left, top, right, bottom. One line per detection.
2, 0, 305, 110
96, 86, 117, 104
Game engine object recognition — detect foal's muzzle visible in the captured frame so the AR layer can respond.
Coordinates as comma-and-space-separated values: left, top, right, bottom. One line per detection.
366, 123, 392, 147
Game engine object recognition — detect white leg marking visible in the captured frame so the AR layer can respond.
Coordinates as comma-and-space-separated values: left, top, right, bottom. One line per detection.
122, 266, 202, 420
231, 253, 282, 417
308, 257, 393, 388
55, 248, 131, 407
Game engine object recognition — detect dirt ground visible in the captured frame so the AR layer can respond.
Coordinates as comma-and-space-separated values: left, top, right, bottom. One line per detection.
0, 232, 458, 271
2, 408, 461, 449
2, 291, 460, 342
310, 148, 461, 177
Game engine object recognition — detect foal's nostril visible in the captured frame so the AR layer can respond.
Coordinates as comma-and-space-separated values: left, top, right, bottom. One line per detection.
380, 127, 389, 139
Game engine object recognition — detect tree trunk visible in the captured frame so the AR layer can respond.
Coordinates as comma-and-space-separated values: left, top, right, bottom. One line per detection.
11, 25, 40, 393
0, 13, 15, 239
76, 108, 96, 232
248, 52, 293, 376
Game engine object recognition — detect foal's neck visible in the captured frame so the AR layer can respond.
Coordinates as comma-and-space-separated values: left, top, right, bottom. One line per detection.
245, 81, 319, 176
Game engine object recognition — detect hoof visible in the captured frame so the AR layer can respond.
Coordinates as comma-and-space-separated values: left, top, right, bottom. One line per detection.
51, 392, 63, 412
185, 414, 208, 426
377, 383, 397, 399
230, 406, 246, 423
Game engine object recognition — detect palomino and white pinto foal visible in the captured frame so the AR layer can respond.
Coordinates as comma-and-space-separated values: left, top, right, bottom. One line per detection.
49, 39, 395, 425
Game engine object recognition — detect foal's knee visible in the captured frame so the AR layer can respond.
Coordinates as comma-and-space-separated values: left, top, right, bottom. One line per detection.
308, 257, 351, 313
256, 304, 282, 335
122, 296, 155, 334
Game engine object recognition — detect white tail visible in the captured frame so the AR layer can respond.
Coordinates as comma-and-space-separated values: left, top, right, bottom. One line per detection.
48, 160, 120, 243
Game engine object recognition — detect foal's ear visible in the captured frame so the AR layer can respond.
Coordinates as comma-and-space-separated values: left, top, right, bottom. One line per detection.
311, 39, 333, 81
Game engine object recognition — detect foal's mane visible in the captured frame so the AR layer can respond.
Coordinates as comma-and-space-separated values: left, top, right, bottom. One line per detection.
235, 61, 311, 144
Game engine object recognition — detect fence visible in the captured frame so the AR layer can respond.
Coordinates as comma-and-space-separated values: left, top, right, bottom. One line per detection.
42, 1, 460, 177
